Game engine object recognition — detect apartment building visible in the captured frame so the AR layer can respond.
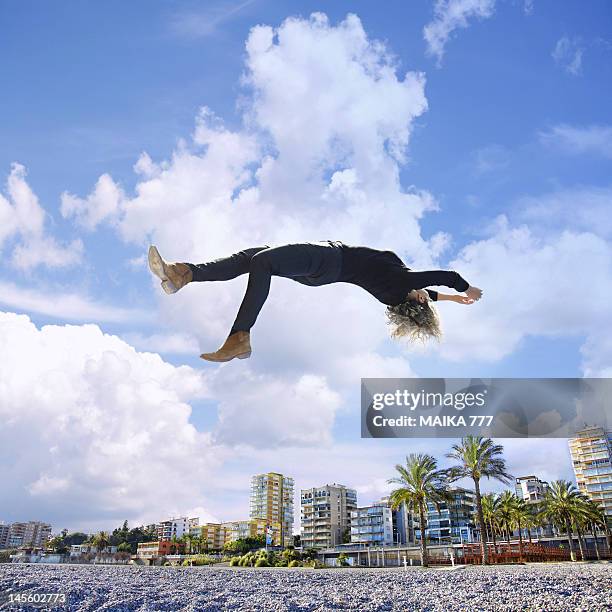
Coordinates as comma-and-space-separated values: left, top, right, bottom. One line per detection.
156, 517, 199, 542
350, 504, 394, 546
188, 522, 228, 550
222, 518, 282, 546
301, 484, 357, 549
416, 488, 476, 545
569, 427, 612, 522
250, 472, 294, 547
4, 521, 52, 548
515, 475, 549, 503
513, 475, 556, 538
376, 496, 414, 545
0, 524, 9, 549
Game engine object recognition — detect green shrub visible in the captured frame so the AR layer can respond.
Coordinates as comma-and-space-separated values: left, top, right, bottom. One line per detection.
302, 548, 318, 561
281, 548, 300, 563
288, 560, 300, 568
255, 558, 269, 567
229, 557, 240, 566
189, 555, 215, 566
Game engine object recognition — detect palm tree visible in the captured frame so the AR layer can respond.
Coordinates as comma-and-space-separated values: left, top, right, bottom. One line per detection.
388, 453, 451, 567
523, 504, 541, 544
584, 500, 607, 561
183, 533, 193, 555
497, 491, 517, 543
446, 436, 512, 564
169, 534, 180, 556
92, 531, 110, 553
534, 501, 554, 540
541, 480, 584, 562
199, 533, 209, 554
480, 493, 500, 554
511, 496, 531, 560
572, 507, 589, 561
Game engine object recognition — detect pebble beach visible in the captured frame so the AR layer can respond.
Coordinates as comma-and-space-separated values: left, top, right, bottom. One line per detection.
1, 563, 610, 611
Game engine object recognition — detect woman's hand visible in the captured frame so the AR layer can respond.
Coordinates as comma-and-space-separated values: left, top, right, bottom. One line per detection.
466, 285, 483, 301
453, 295, 475, 305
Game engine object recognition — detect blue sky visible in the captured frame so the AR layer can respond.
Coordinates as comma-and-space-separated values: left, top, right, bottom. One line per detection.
1, 0, 611, 532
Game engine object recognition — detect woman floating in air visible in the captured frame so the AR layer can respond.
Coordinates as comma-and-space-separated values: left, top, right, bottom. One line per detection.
148, 241, 482, 362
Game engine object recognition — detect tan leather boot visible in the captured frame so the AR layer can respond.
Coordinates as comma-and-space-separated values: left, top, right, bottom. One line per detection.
148, 245, 193, 294
200, 331, 251, 362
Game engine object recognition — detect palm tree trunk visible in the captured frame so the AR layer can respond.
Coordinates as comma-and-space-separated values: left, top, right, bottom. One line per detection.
575, 523, 586, 561
591, 523, 601, 561
491, 522, 498, 555
418, 502, 429, 567
527, 527, 532, 545
565, 516, 576, 562
473, 478, 488, 564
517, 519, 524, 561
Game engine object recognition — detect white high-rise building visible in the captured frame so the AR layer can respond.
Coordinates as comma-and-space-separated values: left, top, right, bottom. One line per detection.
301, 484, 357, 549
515, 475, 549, 503
350, 503, 394, 546
376, 496, 414, 545
156, 517, 199, 541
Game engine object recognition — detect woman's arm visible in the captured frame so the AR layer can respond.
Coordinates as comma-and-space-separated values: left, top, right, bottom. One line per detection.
408, 289, 474, 304
405, 270, 483, 302
437, 292, 476, 304
406, 270, 470, 293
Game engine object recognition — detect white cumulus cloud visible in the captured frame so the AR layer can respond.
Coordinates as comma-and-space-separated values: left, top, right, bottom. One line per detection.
61, 173, 125, 230
438, 215, 612, 367
0, 311, 218, 529
0, 164, 83, 270
212, 370, 342, 448
121, 331, 201, 355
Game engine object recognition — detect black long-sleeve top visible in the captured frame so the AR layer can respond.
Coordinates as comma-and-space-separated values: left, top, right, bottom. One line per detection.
336, 244, 470, 306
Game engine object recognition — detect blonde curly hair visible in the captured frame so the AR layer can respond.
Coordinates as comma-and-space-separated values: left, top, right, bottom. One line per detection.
386, 297, 442, 342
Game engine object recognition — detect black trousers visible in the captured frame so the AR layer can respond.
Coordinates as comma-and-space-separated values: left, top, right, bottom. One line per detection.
187, 242, 343, 334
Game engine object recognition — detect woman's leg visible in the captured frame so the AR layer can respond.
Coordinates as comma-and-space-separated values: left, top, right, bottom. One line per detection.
188, 246, 270, 282
230, 243, 321, 334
